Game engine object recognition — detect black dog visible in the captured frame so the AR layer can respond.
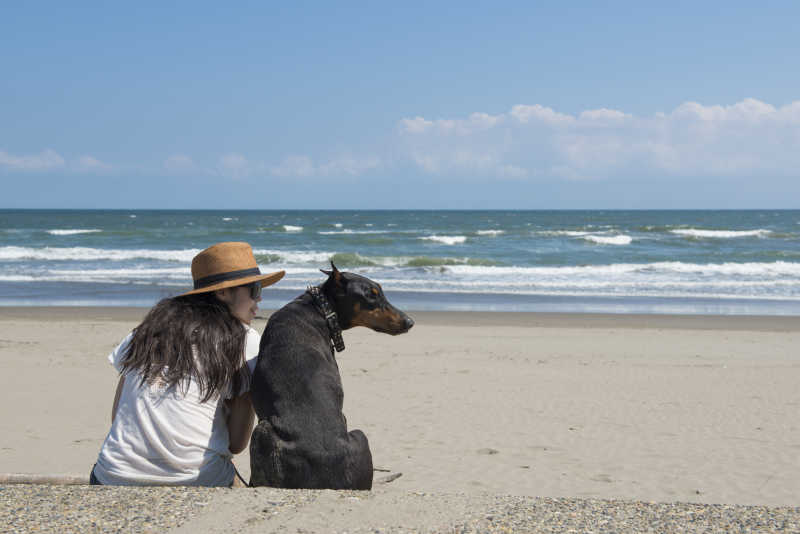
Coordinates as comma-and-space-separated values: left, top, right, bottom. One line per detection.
249, 264, 414, 489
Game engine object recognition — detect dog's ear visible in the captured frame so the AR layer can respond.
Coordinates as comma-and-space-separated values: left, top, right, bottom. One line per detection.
321, 262, 344, 285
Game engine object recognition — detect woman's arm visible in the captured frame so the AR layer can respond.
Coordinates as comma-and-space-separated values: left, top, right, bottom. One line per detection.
111, 375, 125, 423
226, 392, 255, 454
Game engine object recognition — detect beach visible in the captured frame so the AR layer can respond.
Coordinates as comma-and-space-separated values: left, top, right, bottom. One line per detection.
2, 307, 799, 532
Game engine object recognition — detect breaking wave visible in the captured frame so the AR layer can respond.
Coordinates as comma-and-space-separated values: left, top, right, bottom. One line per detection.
46, 229, 102, 236
0, 246, 200, 262
582, 235, 632, 245
671, 229, 772, 239
419, 235, 467, 245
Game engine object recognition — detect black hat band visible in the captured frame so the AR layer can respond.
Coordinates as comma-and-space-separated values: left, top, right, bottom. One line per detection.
193, 267, 262, 289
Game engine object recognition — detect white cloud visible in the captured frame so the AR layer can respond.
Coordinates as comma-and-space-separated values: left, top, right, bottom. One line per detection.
74, 155, 111, 172
579, 108, 630, 121
399, 112, 504, 136
671, 98, 778, 122
217, 153, 250, 179
7, 97, 798, 187
0, 149, 65, 171
164, 154, 196, 172
398, 98, 800, 179
406, 145, 514, 178
399, 116, 433, 134
270, 155, 315, 177
270, 154, 381, 178
465, 112, 504, 131
0, 149, 110, 173
510, 104, 573, 125
319, 155, 381, 176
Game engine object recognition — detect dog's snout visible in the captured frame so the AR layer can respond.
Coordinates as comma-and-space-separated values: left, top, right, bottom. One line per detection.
403, 315, 415, 330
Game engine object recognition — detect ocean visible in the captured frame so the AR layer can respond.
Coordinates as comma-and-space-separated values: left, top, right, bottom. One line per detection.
1, 209, 799, 315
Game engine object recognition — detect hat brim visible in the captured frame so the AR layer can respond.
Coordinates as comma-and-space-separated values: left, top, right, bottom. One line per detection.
180, 270, 285, 297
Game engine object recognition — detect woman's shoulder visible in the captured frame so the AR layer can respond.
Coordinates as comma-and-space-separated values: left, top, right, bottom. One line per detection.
108, 331, 135, 371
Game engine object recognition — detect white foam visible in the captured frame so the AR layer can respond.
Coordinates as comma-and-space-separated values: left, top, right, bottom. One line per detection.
49, 267, 188, 277
259, 277, 800, 301
0, 245, 342, 266
388, 278, 800, 290
441, 261, 800, 278
252, 248, 332, 264
222, 217, 236, 222
476, 230, 505, 236
3, 255, 799, 302
671, 228, 771, 238
283, 225, 303, 232
345, 284, 800, 301
0, 264, 328, 284
0, 246, 200, 262
334, 223, 343, 228
537, 230, 633, 245
46, 229, 102, 236
647, 261, 800, 276
254, 260, 800, 280
537, 230, 591, 236
8, 267, 191, 283
419, 235, 467, 245
317, 229, 389, 235
583, 235, 633, 245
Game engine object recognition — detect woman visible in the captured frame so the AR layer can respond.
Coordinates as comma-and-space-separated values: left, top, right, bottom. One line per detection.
91, 242, 284, 486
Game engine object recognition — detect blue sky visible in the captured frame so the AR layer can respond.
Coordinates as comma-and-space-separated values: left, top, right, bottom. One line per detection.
1, 2, 799, 209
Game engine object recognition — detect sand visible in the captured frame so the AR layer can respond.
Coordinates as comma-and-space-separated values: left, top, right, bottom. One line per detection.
1, 307, 799, 531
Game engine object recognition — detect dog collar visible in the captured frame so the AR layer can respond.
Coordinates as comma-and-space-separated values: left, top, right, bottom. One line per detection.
307, 285, 345, 352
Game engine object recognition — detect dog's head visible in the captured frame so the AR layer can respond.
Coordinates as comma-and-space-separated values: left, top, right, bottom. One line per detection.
321, 262, 414, 335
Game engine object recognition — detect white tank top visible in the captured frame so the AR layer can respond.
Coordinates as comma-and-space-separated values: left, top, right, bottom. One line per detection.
93, 325, 259, 486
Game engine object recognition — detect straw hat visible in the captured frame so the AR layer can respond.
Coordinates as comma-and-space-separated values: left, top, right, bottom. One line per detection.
181, 242, 285, 296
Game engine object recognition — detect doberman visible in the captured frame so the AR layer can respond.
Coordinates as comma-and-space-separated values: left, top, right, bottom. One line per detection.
249, 263, 414, 490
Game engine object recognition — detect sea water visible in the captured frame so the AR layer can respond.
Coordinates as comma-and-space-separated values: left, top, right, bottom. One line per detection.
1, 209, 799, 315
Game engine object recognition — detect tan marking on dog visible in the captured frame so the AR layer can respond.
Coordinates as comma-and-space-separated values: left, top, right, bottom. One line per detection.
352, 305, 406, 331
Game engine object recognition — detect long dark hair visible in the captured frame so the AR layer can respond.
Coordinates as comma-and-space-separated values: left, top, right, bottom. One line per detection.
119, 292, 249, 403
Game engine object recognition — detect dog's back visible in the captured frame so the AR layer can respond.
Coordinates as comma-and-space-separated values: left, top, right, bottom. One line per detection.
249, 292, 373, 489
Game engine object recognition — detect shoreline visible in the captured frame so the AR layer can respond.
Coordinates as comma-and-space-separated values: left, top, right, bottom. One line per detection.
2, 305, 799, 332
4, 282, 800, 317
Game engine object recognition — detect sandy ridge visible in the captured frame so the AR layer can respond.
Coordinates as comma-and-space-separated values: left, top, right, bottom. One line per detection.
2, 485, 799, 534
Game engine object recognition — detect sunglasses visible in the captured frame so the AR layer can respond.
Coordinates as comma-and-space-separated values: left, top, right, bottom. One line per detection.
246, 281, 262, 300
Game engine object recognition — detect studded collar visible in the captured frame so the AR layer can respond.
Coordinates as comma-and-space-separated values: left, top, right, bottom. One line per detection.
307, 285, 345, 352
